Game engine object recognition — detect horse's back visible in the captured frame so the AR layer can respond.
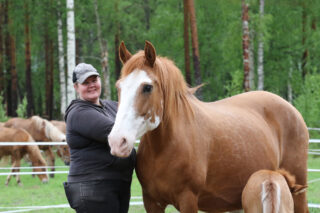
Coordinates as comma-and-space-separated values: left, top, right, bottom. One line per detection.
0, 127, 33, 142
4, 117, 30, 130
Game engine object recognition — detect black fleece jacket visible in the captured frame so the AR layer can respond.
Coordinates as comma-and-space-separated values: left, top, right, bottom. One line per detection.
64, 99, 136, 183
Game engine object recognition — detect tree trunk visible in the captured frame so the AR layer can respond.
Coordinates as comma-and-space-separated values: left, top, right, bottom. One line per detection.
9, 31, 17, 117
24, 0, 34, 117
249, 28, 255, 90
187, 0, 202, 98
44, 31, 51, 119
143, 0, 150, 30
183, 0, 191, 86
114, 0, 121, 80
301, 1, 308, 79
94, 0, 111, 100
57, 0, 66, 117
4, 0, 11, 115
5, 0, 17, 116
0, 1, 4, 95
257, 0, 264, 90
242, 0, 250, 92
287, 59, 293, 104
67, 0, 76, 104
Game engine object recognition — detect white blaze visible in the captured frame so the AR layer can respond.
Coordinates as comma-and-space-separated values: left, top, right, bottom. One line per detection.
108, 70, 161, 157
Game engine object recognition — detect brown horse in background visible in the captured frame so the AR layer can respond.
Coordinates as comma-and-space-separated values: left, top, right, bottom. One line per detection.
4, 116, 68, 177
108, 41, 309, 213
50, 120, 70, 165
242, 169, 307, 213
0, 127, 49, 185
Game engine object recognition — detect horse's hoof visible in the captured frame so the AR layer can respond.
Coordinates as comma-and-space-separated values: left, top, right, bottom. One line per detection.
50, 174, 54, 178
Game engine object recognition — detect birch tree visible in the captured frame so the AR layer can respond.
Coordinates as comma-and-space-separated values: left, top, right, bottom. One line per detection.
67, 0, 76, 104
242, 0, 250, 92
257, 0, 264, 90
57, 0, 66, 117
94, 0, 111, 100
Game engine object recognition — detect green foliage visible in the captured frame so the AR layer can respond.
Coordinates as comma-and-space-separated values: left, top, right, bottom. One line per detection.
16, 96, 28, 118
1, 0, 320, 122
224, 69, 244, 97
0, 95, 8, 122
294, 73, 320, 131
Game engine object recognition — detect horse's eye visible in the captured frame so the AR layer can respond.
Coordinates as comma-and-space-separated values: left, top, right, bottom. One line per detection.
142, 84, 153, 93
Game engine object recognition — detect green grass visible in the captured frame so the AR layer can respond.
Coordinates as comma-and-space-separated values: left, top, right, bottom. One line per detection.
0, 155, 319, 213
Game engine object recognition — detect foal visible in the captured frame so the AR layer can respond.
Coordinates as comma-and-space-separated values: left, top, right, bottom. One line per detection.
242, 169, 307, 213
4, 116, 67, 177
0, 127, 49, 185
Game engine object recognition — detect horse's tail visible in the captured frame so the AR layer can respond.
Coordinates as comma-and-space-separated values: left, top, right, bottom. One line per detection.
261, 180, 280, 213
276, 169, 308, 195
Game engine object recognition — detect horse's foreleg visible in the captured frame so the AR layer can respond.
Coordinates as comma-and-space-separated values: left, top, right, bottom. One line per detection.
45, 148, 55, 178
14, 159, 22, 186
6, 158, 22, 186
142, 192, 166, 213
177, 190, 198, 213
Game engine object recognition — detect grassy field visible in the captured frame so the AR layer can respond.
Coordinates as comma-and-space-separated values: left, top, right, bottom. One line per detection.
0, 155, 319, 213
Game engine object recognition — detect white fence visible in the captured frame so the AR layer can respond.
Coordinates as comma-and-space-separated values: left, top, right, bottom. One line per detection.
0, 137, 320, 212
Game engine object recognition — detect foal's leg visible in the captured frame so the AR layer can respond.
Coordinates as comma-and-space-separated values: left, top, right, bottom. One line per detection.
142, 192, 166, 213
14, 158, 22, 186
6, 158, 22, 186
45, 148, 55, 178
5, 161, 14, 186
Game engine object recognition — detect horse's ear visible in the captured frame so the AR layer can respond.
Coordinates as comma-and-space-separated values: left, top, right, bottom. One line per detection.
144, 41, 156, 67
119, 41, 132, 64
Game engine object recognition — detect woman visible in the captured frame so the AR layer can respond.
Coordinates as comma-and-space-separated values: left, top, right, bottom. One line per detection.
63, 63, 136, 213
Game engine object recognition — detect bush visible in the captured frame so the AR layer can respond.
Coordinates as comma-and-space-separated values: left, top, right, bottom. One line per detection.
16, 96, 28, 118
0, 94, 8, 122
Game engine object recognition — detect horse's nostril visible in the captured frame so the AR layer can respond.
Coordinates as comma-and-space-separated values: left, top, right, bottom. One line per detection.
120, 137, 127, 147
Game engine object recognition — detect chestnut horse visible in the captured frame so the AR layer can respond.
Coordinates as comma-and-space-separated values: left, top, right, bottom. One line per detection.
50, 120, 70, 165
0, 127, 49, 185
242, 169, 307, 213
108, 41, 309, 213
4, 116, 68, 177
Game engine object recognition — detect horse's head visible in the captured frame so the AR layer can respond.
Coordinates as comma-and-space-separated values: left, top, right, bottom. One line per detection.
108, 41, 164, 157
27, 145, 49, 184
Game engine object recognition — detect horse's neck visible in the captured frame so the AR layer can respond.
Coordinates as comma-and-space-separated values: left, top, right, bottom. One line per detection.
142, 116, 190, 154
26, 146, 41, 164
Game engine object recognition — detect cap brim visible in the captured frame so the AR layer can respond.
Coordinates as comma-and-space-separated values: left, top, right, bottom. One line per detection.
78, 72, 100, 84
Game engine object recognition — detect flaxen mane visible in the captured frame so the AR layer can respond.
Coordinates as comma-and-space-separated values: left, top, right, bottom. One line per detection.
31, 116, 65, 142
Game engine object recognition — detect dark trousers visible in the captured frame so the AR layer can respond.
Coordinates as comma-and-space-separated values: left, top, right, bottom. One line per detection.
63, 179, 131, 213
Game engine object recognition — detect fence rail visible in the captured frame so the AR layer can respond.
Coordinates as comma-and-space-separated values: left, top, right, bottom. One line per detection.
1, 134, 320, 211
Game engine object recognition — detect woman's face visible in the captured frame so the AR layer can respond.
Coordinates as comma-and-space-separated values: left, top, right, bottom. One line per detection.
74, 75, 101, 104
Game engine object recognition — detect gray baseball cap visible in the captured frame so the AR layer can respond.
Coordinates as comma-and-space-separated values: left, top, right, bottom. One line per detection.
73, 63, 100, 84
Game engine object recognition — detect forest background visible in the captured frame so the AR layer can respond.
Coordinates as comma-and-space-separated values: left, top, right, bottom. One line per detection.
0, 0, 319, 132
